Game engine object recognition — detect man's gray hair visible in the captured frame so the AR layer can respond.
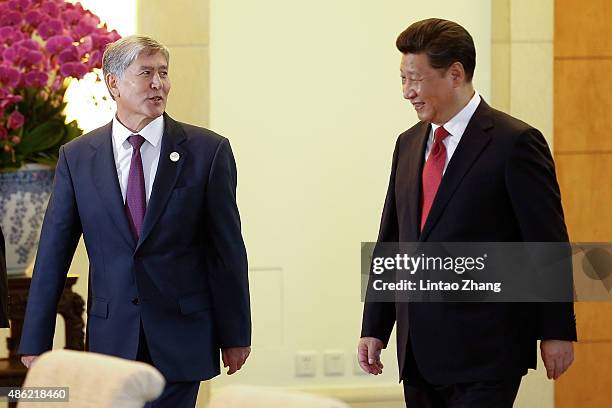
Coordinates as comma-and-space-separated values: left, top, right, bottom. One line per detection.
102, 35, 170, 78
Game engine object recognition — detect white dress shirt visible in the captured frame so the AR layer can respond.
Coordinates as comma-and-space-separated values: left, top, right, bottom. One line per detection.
425, 91, 481, 174
111, 115, 164, 204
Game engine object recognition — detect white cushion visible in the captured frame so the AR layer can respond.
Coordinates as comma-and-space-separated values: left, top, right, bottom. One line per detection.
18, 349, 165, 408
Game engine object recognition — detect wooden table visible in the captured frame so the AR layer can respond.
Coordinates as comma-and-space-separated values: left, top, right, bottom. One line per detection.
0, 275, 85, 406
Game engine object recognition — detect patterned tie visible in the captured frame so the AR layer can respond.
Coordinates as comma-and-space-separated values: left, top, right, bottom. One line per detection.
125, 134, 146, 241
421, 126, 450, 231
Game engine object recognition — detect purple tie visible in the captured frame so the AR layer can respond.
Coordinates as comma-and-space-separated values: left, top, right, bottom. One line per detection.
125, 134, 146, 240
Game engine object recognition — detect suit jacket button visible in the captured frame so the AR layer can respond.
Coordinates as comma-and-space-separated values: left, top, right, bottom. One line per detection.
132, 297, 139, 305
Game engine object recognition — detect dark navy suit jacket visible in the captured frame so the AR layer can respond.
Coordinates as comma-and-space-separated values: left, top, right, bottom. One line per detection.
19, 113, 251, 381
361, 100, 576, 384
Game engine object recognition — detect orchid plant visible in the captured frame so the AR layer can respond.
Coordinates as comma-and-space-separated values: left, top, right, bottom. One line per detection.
0, 0, 120, 172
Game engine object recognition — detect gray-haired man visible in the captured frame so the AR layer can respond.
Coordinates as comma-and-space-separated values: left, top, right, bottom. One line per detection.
19, 35, 251, 407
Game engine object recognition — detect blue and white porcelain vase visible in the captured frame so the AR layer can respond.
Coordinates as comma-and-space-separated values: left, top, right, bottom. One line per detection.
0, 164, 55, 276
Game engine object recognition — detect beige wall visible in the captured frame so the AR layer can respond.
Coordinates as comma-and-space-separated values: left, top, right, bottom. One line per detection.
138, 0, 210, 127
491, 1, 555, 407
492, 0, 554, 147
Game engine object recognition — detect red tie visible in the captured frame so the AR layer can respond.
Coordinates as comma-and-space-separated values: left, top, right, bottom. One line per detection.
421, 126, 450, 231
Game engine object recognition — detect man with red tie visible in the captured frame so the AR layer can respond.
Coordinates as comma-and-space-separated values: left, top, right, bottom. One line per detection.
358, 19, 576, 407
19, 36, 251, 407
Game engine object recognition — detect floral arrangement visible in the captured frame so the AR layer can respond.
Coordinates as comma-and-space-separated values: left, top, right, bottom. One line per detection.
0, 0, 120, 172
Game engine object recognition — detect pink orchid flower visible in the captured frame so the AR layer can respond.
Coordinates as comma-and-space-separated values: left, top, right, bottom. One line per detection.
7, 109, 25, 130
60, 61, 88, 79
23, 70, 48, 86
45, 34, 73, 54
24, 9, 43, 26
0, 65, 21, 87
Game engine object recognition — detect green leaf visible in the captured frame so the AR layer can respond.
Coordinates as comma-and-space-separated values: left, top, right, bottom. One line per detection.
34, 103, 67, 125
18, 120, 67, 155
32, 150, 60, 165
65, 120, 83, 142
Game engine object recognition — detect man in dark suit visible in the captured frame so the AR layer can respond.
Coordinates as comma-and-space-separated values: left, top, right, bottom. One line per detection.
19, 36, 251, 407
0, 226, 9, 327
358, 19, 576, 407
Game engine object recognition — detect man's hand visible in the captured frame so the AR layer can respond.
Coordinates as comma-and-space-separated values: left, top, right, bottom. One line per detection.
222, 346, 250, 375
358, 337, 384, 375
21, 355, 39, 368
541, 340, 574, 380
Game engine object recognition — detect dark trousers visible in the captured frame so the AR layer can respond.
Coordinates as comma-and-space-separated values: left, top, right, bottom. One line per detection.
137, 322, 200, 408
402, 344, 521, 408
403, 378, 521, 408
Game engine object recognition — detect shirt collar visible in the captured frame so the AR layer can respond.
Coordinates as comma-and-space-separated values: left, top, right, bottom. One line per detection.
431, 90, 481, 139
112, 115, 164, 148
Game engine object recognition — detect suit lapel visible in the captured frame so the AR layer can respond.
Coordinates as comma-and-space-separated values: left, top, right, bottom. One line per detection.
136, 114, 187, 250
90, 123, 136, 249
398, 122, 429, 241
420, 100, 494, 241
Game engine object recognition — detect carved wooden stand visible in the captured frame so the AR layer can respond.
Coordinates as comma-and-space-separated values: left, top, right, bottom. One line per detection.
0, 275, 85, 406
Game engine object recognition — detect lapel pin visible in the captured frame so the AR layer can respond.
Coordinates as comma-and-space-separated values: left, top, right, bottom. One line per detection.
169, 152, 180, 162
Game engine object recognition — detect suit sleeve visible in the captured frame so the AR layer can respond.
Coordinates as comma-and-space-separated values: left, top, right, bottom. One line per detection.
360, 137, 400, 346
205, 138, 251, 348
505, 129, 577, 341
18, 146, 83, 355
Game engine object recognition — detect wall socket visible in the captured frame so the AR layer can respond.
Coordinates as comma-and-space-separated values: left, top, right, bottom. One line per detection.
295, 351, 317, 377
323, 350, 345, 376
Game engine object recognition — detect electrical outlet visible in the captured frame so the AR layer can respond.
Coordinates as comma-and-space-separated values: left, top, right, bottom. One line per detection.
295, 351, 317, 377
324, 350, 345, 376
